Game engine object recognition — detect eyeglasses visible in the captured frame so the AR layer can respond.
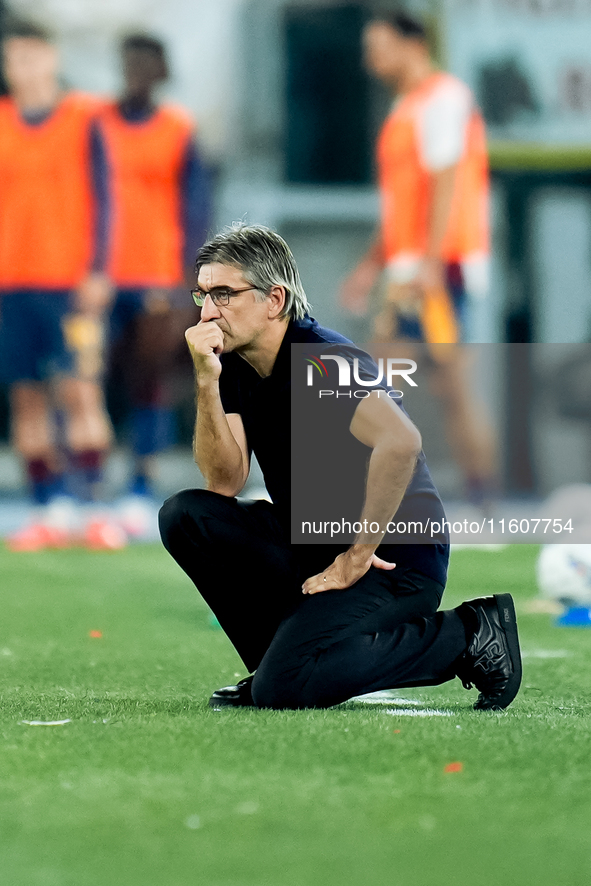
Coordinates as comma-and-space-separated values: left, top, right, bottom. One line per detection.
191, 286, 259, 307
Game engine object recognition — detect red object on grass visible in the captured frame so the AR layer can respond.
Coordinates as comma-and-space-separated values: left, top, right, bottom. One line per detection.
444, 762, 463, 773
6, 523, 73, 552
84, 520, 127, 551
89, 630, 103, 638
393, 729, 401, 734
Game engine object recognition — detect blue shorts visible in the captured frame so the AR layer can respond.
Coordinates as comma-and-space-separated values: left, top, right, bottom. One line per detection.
0, 290, 76, 384
396, 262, 468, 343
108, 289, 145, 343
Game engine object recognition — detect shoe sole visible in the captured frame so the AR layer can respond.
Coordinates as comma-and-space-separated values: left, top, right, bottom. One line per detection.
474, 593, 522, 711
208, 695, 245, 708
208, 682, 256, 708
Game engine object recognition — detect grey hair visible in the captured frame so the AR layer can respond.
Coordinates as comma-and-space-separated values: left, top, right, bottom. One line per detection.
195, 223, 311, 321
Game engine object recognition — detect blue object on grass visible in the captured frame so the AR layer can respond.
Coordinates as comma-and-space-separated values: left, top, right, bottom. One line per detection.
556, 606, 591, 627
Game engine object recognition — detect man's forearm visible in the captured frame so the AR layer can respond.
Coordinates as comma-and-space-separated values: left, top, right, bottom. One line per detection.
194, 379, 247, 496
349, 441, 419, 555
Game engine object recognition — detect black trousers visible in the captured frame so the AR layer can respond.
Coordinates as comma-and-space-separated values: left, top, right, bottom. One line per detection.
158, 489, 468, 710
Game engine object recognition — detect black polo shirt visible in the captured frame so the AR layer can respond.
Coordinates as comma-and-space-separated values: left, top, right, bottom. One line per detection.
218, 315, 449, 586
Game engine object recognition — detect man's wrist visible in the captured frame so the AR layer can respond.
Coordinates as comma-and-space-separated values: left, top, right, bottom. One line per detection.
347, 542, 380, 564
195, 374, 220, 395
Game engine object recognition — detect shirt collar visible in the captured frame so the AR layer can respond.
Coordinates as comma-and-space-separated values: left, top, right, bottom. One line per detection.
269, 316, 315, 380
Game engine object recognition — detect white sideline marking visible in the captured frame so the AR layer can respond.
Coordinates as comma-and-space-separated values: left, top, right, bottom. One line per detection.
20, 719, 72, 726
352, 691, 423, 706
385, 709, 453, 718
450, 544, 508, 551
351, 692, 453, 717
521, 649, 569, 659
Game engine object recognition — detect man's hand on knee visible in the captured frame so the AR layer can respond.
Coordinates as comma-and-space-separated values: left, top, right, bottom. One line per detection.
302, 547, 396, 595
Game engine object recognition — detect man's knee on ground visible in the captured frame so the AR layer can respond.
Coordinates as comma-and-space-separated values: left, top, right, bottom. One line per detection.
251, 666, 311, 711
251, 676, 297, 710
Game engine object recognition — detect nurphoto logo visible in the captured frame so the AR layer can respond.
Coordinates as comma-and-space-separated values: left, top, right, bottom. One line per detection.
305, 354, 418, 399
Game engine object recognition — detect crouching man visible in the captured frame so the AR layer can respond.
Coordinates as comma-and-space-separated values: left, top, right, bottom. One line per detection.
158, 224, 521, 711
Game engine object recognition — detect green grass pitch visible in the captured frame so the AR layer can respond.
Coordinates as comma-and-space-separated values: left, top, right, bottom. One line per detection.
1, 543, 590, 886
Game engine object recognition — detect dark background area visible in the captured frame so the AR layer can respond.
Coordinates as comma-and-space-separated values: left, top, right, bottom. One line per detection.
284, 4, 373, 185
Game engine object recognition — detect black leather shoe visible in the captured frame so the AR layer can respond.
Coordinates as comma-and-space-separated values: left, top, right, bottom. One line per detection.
457, 593, 522, 711
209, 675, 254, 708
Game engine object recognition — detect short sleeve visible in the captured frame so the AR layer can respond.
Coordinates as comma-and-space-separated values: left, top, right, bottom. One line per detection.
308, 343, 401, 431
418, 79, 472, 171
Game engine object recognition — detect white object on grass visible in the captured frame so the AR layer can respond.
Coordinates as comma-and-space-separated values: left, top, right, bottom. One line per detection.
536, 543, 591, 606
385, 709, 453, 718
21, 719, 72, 726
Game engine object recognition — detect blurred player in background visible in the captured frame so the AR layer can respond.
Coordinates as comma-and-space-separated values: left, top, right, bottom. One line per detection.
0, 21, 118, 550
99, 34, 209, 527
340, 10, 496, 508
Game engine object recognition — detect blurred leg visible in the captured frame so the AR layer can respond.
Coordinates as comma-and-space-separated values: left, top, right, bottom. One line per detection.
429, 348, 497, 494
11, 382, 55, 462
56, 376, 112, 455
109, 290, 190, 494
56, 303, 112, 500
1, 293, 66, 505
371, 272, 497, 502
10, 382, 67, 506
